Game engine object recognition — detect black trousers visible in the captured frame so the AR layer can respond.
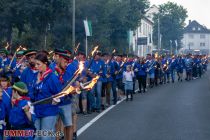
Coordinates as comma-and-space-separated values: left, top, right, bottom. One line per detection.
137, 75, 146, 92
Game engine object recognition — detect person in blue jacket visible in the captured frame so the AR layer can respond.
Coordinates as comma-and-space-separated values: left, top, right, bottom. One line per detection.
20, 50, 38, 100
176, 55, 185, 82
88, 51, 104, 113
54, 52, 74, 140
49, 49, 68, 72
184, 54, 193, 81
32, 53, 62, 140
134, 57, 147, 93
0, 88, 6, 140
146, 54, 155, 88
113, 55, 125, 101
9, 82, 36, 140
11, 50, 26, 83
0, 76, 12, 130
101, 53, 115, 109
170, 55, 177, 83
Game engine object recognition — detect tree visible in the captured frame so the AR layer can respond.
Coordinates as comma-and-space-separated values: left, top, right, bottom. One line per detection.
0, 0, 150, 53
153, 2, 188, 51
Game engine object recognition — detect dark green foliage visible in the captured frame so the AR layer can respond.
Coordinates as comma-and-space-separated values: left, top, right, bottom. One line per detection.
153, 2, 188, 51
0, 0, 149, 53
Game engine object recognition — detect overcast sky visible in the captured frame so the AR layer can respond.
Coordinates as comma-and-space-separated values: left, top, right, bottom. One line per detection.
149, 0, 210, 28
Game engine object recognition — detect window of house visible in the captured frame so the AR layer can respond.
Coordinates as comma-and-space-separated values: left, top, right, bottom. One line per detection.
200, 34, 205, 39
198, 27, 201, 31
189, 34, 194, 39
189, 42, 194, 46
192, 27, 196, 31
200, 43, 205, 47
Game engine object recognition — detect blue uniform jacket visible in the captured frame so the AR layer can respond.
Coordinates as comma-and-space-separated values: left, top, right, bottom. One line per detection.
134, 62, 147, 76
103, 61, 115, 82
0, 101, 6, 133
2, 87, 12, 116
33, 72, 62, 118
146, 60, 155, 74
89, 59, 105, 81
113, 61, 123, 79
9, 99, 35, 129
21, 67, 38, 100
56, 65, 75, 106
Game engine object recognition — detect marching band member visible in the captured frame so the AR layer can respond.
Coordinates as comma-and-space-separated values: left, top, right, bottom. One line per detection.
114, 55, 125, 101
0, 76, 12, 130
88, 51, 104, 113
33, 53, 62, 140
53, 50, 74, 140
170, 55, 177, 83
9, 82, 36, 140
176, 55, 185, 82
146, 54, 155, 88
184, 54, 193, 81
134, 57, 147, 93
101, 53, 114, 109
20, 50, 38, 100
161, 55, 170, 84
0, 88, 6, 140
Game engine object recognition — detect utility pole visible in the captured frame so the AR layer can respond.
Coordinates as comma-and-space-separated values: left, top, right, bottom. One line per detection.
72, 0, 75, 48
158, 15, 160, 54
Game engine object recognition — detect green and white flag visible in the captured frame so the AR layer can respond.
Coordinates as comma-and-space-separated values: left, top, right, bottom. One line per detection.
84, 20, 92, 36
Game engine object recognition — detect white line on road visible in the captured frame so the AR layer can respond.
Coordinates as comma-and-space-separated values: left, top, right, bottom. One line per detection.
77, 89, 139, 136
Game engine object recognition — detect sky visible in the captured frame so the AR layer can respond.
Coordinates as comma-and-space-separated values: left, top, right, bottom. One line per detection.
149, 0, 210, 28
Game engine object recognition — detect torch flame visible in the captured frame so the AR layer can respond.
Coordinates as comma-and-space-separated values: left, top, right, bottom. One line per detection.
78, 61, 84, 74
91, 46, 99, 56
74, 43, 80, 53
84, 76, 100, 90
49, 50, 53, 54
16, 46, 22, 52
22, 47, 27, 51
5, 42, 9, 50
155, 53, 158, 59
56, 86, 75, 98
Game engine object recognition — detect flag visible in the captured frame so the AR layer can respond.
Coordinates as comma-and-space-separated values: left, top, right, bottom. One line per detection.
84, 20, 92, 36
175, 40, 178, 47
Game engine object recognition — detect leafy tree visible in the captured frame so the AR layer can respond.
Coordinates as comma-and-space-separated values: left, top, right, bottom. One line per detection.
153, 2, 188, 51
0, 0, 150, 54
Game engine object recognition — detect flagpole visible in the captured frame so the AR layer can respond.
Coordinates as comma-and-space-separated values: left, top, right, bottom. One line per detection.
86, 35, 88, 57
170, 40, 172, 55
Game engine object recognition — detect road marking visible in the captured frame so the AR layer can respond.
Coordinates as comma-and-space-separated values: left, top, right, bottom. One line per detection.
77, 89, 139, 136
77, 97, 126, 136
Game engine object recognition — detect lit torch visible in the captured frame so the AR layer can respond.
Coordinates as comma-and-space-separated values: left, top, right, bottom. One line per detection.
91, 46, 99, 56
83, 76, 99, 90
8, 45, 23, 69
5, 42, 9, 50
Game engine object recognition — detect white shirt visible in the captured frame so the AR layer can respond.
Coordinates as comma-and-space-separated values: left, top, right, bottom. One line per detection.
123, 71, 134, 82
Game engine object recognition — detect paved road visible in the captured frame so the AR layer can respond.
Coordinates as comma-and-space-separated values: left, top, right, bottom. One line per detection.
78, 69, 210, 140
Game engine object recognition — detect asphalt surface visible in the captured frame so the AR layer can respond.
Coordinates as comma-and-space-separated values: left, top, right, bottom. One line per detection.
78, 69, 210, 140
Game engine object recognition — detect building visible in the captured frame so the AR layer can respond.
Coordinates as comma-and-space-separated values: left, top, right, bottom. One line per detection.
132, 5, 159, 56
181, 20, 210, 55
